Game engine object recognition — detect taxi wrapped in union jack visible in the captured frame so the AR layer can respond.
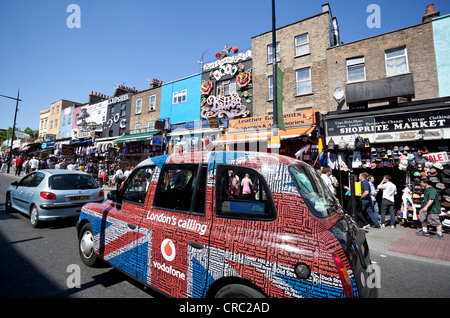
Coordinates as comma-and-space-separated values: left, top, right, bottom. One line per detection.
76, 151, 378, 298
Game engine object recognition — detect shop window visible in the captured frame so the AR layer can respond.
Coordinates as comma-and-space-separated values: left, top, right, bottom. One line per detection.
122, 165, 155, 205
347, 56, 366, 82
136, 99, 142, 114
296, 67, 312, 95
385, 47, 409, 76
172, 90, 187, 105
268, 76, 273, 100
149, 95, 156, 111
268, 42, 280, 64
215, 165, 275, 220
217, 79, 236, 96
295, 33, 309, 56
153, 164, 206, 214
134, 124, 141, 134
121, 103, 126, 116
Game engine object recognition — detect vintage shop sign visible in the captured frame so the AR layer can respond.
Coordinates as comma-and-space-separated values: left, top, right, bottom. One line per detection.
327, 108, 450, 136
201, 93, 250, 119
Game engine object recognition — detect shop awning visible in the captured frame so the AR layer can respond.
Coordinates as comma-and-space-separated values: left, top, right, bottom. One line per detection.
115, 131, 161, 144
211, 126, 315, 145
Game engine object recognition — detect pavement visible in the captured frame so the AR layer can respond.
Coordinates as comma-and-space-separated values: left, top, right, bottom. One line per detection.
2, 168, 449, 265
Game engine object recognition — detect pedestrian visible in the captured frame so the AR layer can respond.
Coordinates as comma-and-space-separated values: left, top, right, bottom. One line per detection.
29, 156, 39, 171
416, 179, 444, 239
23, 157, 29, 175
368, 175, 379, 215
1, 157, 8, 173
15, 155, 24, 176
321, 166, 336, 195
377, 175, 397, 228
359, 172, 380, 228
227, 170, 240, 198
114, 166, 124, 190
241, 173, 254, 199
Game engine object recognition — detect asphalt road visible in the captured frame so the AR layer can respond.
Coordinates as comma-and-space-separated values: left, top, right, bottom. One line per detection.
0, 171, 155, 298
1, 171, 449, 299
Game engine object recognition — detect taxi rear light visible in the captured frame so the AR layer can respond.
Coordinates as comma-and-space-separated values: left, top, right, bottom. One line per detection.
40, 192, 57, 200
332, 252, 353, 298
99, 189, 104, 197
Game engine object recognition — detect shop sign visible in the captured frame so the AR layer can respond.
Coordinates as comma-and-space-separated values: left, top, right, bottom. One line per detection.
201, 93, 250, 119
327, 108, 450, 136
151, 136, 163, 146
228, 109, 316, 133
423, 151, 449, 163
41, 142, 54, 149
108, 94, 129, 105
202, 50, 252, 72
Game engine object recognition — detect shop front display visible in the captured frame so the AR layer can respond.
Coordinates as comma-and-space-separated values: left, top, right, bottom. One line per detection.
209, 109, 320, 163
325, 98, 450, 226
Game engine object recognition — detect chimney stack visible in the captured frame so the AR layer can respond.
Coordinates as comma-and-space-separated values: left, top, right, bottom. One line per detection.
423, 4, 440, 23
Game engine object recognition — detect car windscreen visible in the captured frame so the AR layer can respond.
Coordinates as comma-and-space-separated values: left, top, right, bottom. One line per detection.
49, 174, 98, 190
288, 164, 339, 218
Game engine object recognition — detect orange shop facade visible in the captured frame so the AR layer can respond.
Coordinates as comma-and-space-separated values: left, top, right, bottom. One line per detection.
209, 108, 323, 162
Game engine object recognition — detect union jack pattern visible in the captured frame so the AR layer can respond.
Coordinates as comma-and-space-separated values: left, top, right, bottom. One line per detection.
79, 151, 359, 298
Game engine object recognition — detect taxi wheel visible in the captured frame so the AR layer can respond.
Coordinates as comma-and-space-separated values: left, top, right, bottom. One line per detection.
30, 205, 40, 228
79, 223, 99, 267
215, 284, 266, 298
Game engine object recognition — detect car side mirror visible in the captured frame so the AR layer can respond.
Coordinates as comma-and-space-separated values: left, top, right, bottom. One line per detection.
11, 181, 19, 187
107, 190, 121, 202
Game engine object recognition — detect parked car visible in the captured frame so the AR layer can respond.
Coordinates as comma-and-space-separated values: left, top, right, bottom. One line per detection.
6, 169, 104, 227
76, 151, 377, 298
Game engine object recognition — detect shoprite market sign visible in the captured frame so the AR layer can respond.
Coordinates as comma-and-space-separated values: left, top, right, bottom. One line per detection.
327, 108, 450, 136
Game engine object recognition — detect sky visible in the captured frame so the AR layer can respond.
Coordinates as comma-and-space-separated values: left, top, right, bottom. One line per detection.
1, 0, 449, 132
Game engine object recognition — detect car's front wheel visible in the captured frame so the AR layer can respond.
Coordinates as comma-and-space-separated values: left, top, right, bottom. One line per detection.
5, 193, 14, 213
79, 223, 99, 267
30, 205, 40, 228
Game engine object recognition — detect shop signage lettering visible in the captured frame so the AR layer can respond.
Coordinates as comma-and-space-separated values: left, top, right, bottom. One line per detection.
327, 109, 450, 136
228, 109, 315, 132
423, 151, 449, 163
202, 50, 251, 71
108, 94, 129, 105
201, 93, 250, 119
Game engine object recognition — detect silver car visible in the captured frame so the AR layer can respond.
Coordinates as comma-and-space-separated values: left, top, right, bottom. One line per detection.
6, 169, 104, 228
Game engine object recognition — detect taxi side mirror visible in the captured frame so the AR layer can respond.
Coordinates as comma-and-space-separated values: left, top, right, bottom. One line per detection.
11, 181, 19, 187
107, 190, 119, 202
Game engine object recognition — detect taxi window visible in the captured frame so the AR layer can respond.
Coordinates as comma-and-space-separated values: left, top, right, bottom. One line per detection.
289, 164, 339, 218
153, 164, 205, 214
215, 165, 275, 220
122, 166, 155, 205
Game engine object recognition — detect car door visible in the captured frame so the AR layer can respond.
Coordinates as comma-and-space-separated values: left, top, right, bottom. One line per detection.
147, 163, 212, 297
10, 172, 37, 213
102, 165, 155, 281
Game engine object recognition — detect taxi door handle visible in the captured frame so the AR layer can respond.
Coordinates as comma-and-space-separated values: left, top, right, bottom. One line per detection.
127, 223, 136, 230
188, 242, 204, 250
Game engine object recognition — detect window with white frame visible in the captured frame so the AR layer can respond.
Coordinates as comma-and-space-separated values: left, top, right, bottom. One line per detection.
136, 98, 142, 114
172, 90, 187, 104
268, 43, 280, 64
296, 67, 312, 95
347, 56, 366, 82
268, 76, 273, 100
295, 34, 309, 56
149, 94, 156, 111
217, 79, 237, 96
385, 47, 409, 76
148, 121, 155, 132
134, 124, 141, 134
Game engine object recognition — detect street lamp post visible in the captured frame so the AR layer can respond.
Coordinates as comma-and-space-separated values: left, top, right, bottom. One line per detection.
271, 0, 279, 139
0, 89, 21, 173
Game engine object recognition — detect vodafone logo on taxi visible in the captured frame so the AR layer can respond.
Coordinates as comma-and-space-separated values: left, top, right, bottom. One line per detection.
153, 239, 186, 280
161, 239, 176, 262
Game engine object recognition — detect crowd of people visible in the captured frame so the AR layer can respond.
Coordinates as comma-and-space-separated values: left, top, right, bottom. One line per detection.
319, 167, 445, 239
0, 154, 134, 190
